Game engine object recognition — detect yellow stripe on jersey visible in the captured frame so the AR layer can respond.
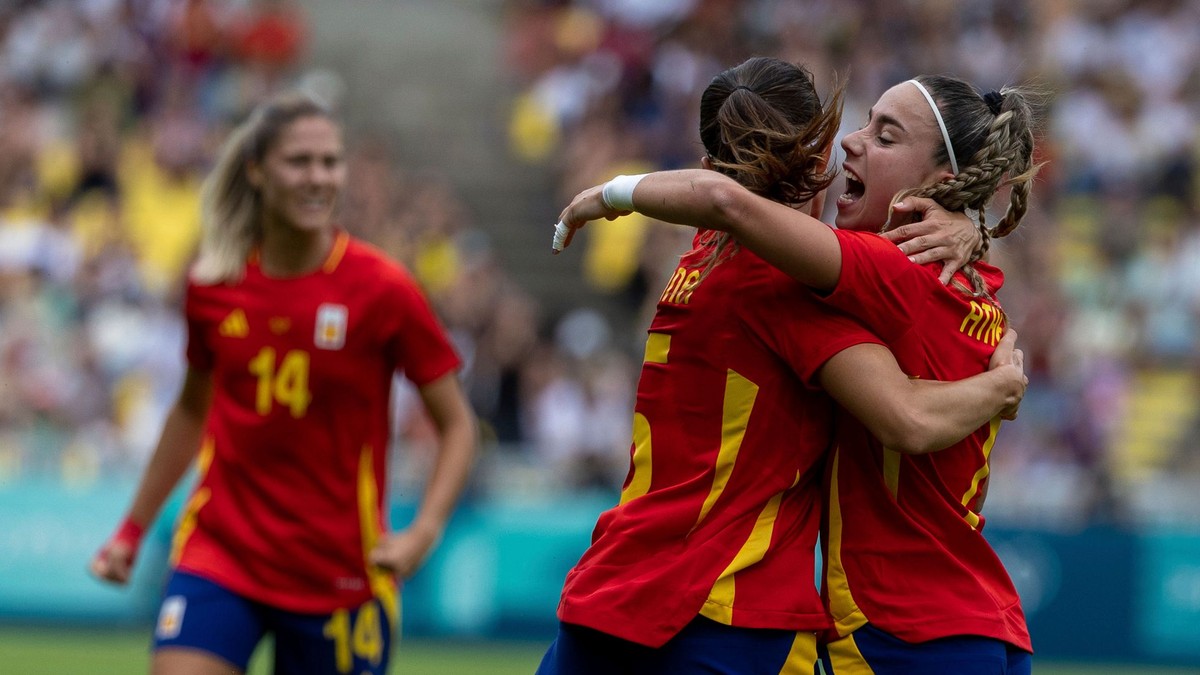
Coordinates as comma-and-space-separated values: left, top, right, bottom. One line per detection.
620, 333, 670, 506
620, 413, 653, 505
825, 632, 877, 674
169, 437, 216, 565
778, 631, 819, 675
693, 369, 759, 529
700, 490, 783, 624
358, 445, 399, 626
643, 332, 671, 364
959, 417, 1001, 529
824, 449, 869, 636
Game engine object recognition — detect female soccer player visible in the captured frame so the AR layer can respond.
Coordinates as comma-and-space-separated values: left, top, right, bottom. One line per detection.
540, 58, 1027, 675
556, 74, 1039, 674
91, 93, 477, 675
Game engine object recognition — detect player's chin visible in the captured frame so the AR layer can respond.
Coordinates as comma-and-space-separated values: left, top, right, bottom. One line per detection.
287, 208, 335, 232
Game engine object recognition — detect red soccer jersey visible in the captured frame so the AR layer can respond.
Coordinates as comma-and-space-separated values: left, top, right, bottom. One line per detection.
820, 229, 1030, 650
172, 231, 460, 614
557, 233, 881, 647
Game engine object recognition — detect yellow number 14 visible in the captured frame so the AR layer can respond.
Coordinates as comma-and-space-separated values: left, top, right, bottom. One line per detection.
248, 347, 312, 418
323, 603, 383, 673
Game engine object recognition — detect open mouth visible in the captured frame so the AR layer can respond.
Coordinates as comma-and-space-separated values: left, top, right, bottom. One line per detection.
838, 170, 865, 205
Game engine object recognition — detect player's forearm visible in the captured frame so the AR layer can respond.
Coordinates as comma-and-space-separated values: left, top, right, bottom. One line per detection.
631, 170, 842, 290
125, 404, 207, 527
123, 369, 211, 527
821, 344, 1018, 455
411, 416, 476, 536
901, 369, 1020, 454
411, 375, 477, 537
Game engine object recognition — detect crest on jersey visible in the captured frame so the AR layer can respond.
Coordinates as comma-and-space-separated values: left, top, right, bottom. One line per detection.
315, 303, 348, 350
156, 595, 186, 639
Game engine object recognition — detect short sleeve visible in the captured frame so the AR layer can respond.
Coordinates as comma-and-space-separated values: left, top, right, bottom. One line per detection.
184, 283, 214, 371
383, 266, 461, 387
823, 230, 940, 343
742, 264, 884, 388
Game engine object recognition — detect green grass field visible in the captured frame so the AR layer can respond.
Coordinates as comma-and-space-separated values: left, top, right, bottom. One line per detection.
0, 627, 543, 675
0, 627, 1193, 674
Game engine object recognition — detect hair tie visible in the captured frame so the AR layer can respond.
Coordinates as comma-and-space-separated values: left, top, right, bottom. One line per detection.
732, 85, 754, 94
983, 91, 1004, 115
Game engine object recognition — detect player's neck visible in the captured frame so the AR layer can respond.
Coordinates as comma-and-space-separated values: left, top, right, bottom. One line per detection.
258, 222, 335, 278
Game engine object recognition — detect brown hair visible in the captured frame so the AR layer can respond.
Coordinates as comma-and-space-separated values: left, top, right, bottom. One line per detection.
696, 57, 844, 273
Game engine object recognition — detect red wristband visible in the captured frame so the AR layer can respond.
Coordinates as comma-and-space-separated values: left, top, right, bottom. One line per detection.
113, 517, 146, 549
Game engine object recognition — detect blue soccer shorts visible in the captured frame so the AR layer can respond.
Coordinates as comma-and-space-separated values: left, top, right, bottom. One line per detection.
537, 615, 820, 675
152, 569, 394, 675
820, 623, 1032, 675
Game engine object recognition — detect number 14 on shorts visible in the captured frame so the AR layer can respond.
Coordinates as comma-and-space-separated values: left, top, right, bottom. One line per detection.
323, 603, 383, 673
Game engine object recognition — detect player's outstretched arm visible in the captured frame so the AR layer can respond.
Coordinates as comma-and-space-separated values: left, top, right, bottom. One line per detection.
369, 372, 476, 579
91, 367, 213, 585
819, 331, 1026, 455
555, 172, 979, 290
557, 170, 844, 289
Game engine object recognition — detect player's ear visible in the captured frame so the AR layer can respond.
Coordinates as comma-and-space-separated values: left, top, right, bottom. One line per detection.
701, 156, 714, 171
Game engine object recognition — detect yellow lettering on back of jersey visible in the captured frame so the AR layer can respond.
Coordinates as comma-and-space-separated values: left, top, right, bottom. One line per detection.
958, 300, 1005, 346
660, 267, 687, 304
659, 266, 703, 306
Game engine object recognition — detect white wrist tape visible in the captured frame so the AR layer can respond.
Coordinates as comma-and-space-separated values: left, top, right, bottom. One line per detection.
552, 221, 570, 252
601, 174, 648, 211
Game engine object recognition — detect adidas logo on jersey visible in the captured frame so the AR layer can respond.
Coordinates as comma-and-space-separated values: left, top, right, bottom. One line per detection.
219, 309, 249, 338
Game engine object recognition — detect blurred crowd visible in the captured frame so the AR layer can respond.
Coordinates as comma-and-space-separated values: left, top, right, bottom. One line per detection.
0, 0, 637, 502
2, 0, 1200, 529
0, 0, 310, 483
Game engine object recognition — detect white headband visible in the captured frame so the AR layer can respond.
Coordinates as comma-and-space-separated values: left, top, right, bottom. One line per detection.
907, 79, 958, 175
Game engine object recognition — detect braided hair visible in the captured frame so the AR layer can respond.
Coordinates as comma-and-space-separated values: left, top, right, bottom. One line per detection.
888, 75, 1043, 297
